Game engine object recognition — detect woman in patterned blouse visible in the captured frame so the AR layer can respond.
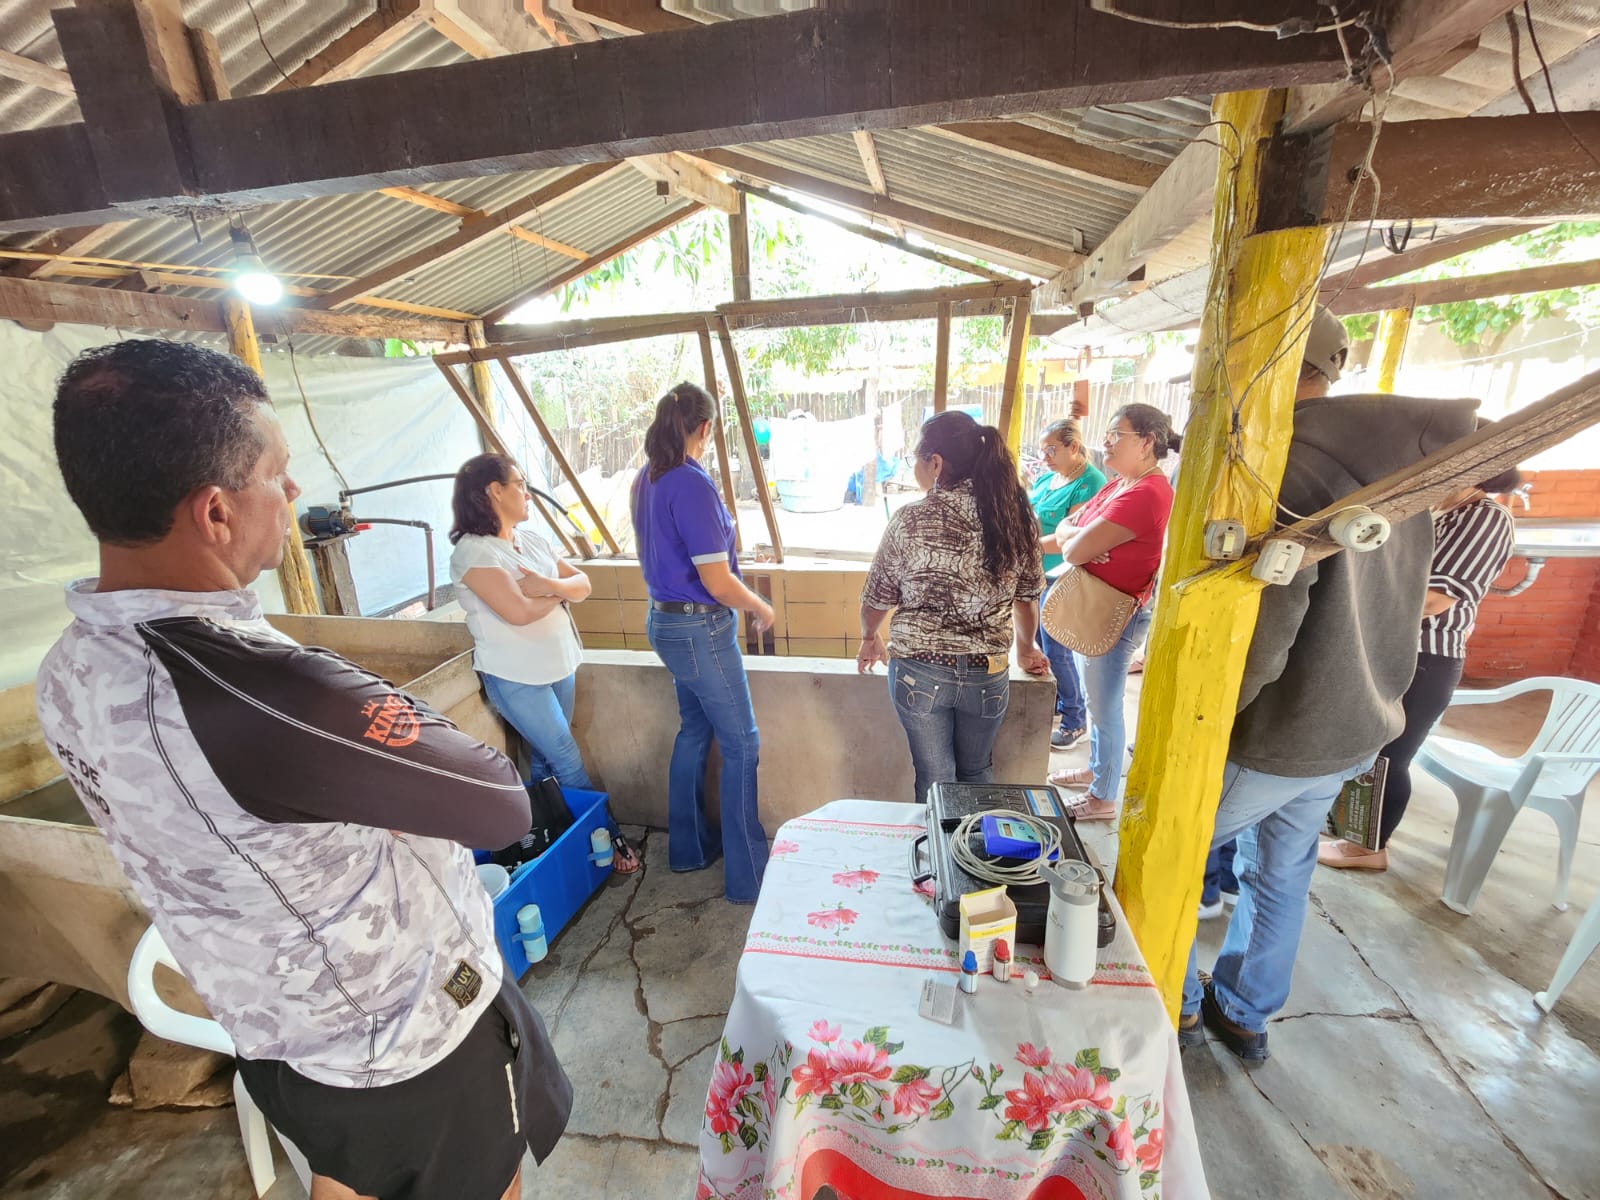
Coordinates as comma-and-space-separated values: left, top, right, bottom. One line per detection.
858, 411, 1051, 804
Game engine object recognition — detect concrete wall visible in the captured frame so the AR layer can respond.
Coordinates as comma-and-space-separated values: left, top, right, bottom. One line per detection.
569, 650, 1055, 828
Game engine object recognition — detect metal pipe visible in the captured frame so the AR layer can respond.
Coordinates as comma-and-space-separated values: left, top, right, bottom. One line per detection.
341, 476, 589, 544
1491, 556, 1545, 598
358, 518, 436, 610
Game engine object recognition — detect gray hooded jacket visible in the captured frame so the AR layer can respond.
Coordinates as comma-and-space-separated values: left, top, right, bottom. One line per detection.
1229, 394, 1480, 778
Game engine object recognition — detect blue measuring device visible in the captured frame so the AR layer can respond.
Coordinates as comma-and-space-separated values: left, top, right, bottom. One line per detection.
979, 813, 1061, 861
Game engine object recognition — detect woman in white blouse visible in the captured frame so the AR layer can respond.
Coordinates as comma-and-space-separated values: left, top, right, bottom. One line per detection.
448, 455, 630, 862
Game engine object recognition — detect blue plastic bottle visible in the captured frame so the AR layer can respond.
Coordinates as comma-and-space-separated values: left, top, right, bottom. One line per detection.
516, 904, 548, 965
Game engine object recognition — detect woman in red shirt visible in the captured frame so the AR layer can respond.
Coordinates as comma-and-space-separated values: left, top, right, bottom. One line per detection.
1047, 404, 1178, 819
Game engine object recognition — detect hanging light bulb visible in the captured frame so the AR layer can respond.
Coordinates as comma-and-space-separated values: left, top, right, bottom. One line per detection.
229, 223, 283, 305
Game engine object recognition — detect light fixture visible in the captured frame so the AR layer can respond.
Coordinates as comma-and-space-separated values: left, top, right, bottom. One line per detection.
229, 223, 283, 305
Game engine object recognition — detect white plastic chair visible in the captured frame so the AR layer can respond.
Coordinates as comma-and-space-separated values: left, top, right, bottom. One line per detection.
127, 925, 312, 1197
1535, 900, 1600, 1013
1417, 676, 1600, 916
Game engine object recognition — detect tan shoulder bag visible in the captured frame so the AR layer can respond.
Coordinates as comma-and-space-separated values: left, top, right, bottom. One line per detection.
1039, 566, 1138, 657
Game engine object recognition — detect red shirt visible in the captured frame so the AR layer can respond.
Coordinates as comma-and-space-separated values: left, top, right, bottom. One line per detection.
1075, 472, 1174, 600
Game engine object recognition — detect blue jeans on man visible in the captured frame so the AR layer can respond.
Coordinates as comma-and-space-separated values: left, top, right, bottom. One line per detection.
646, 606, 768, 904
1037, 580, 1086, 733
888, 658, 1009, 806
1182, 757, 1373, 1032
481, 670, 592, 789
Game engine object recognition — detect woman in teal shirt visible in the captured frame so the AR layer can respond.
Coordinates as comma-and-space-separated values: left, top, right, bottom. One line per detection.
1031, 418, 1106, 748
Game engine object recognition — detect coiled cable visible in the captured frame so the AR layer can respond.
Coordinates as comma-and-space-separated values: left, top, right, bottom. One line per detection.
948, 810, 1064, 887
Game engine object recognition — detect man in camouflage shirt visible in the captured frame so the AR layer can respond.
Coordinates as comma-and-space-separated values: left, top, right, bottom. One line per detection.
36, 340, 570, 1200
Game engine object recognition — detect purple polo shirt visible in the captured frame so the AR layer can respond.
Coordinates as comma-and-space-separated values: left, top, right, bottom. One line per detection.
632, 460, 739, 606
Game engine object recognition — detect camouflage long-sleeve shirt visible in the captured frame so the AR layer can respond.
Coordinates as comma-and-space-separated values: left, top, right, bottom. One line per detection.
35, 581, 531, 1087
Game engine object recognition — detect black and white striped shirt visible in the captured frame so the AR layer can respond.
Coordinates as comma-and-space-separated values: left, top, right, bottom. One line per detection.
1420, 498, 1517, 659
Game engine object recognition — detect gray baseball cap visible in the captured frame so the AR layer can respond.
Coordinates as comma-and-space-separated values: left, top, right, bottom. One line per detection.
1304, 304, 1350, 382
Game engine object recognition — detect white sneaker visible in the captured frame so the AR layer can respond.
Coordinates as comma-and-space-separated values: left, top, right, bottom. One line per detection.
1198, 898, 1225, 921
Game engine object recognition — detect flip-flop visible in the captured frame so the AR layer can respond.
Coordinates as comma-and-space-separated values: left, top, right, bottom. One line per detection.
611, 834, 642, 875
1064, 794, 1118, 822
1049, 767, 1094, 788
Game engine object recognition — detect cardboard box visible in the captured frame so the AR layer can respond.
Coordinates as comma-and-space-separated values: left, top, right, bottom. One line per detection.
959, 886, 1018, 974
623, 633, 655, 651
619, 600, 650, 636
787, 637, 850, 658
782, 566, 860, 605
571, 599, 623, 635
579, 563, 620, 600
784, 601, 850, 640
616, 564, 651, 601
581, 633, 627, 650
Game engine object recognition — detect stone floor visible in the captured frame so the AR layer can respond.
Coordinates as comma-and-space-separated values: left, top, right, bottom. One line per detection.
2, 688, 1597, 1199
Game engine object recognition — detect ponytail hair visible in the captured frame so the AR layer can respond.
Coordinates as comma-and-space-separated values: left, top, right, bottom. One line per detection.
917, 411, 1039, 579
643, 382, 717, 482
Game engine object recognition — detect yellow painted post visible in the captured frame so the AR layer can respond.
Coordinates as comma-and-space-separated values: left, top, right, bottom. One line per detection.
223, 296, 320, 615
1113, 91, 1332, 1019
1371, 306, 1412, 394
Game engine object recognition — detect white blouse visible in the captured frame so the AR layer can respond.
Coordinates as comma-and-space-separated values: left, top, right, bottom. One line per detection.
448, 529, 583, 686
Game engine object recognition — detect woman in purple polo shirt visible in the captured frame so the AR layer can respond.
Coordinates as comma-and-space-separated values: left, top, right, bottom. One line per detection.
632, 383, 776, 904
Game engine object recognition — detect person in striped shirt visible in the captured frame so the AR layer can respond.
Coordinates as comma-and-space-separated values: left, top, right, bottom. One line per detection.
1318, 466, 1522, 871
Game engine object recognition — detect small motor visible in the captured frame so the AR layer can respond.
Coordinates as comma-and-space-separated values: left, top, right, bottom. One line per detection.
302, 504, 358, 540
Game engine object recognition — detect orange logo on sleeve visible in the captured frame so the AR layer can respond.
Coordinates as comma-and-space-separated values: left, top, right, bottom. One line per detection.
360, 695, 422, 748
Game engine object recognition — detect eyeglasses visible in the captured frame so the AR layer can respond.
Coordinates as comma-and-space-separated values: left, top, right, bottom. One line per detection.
1104, 428, 1133, 447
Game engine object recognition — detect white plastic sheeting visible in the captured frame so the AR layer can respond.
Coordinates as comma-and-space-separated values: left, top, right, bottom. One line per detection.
0, 323, 483, 688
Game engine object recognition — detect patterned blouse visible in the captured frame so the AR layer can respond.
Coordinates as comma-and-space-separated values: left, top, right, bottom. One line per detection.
862, 481, 1045, 660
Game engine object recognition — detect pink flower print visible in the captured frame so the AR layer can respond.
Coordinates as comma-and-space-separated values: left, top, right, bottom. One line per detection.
891, 1077, 942, 1117
762, 1070, 777, 1116
1135, 1126, 1164, 1172
696, 1179, 715, 1200
826, 1039, 892, 1085
808, 1020, 841, 1044
1016, 1042, 1052, 1070
1047, 1065, 1113, 1112
806, 906, 859, 933
1106, 1118, 1135, 1166
772, 839, 800, 857
791, 1048, 838, 1098
831, 868, 880, 891
1003, 1071, 1059, 1133
705, 1060, 753, 1136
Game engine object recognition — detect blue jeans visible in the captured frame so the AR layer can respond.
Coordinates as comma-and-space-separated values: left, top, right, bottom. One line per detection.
481, 670, 593, 790
646, 607, 768, 904
1181, 758, 1374, 1031
1037, 579, 1086, 731
888, 658, 1009, 806
1201, 839, 1239, 906
1074, 606, 1151, 802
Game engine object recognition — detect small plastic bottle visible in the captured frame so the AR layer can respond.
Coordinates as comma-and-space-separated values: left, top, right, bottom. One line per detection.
959, 949, 979, 994
590, 828, 614, 868
992, 939, 1013, 982
516, 904, 548, 965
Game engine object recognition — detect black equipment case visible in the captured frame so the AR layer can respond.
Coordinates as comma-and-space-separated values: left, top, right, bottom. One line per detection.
912, 782, 1116, 949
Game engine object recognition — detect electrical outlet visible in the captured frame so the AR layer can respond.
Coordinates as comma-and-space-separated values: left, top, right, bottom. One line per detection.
1252, 538, 1305, 585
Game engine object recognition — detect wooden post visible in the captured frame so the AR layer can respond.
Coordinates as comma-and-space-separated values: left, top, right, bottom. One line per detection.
997, 292, 1032, 454
466, 319, 498, 429
1371, 306, 1412, 394
1113, 90, 1332, 1019
306, 538, 360, 615
933, 300, 951, 414
712, 316, 784, 562
495, 360, 623, 555
729, 191, 752, 303
698, 326, 743, 551
432, 356, 585, 558
223, 296, 319, 614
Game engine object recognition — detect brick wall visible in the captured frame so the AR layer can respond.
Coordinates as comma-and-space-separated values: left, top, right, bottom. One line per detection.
1463, 470, 1600, 683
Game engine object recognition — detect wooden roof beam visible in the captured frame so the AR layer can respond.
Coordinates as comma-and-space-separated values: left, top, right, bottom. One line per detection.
271, 0, 432, 91
1323, 256, 1600, 316
550, 0, 696, 36
314, 162, 621, 308
929, 122, 1164, 192
851, 131, 904, 237
0, 48, 76, 97
629, 154, 741, 214
698, 149, 1083, 275
0, 1, 1351, 231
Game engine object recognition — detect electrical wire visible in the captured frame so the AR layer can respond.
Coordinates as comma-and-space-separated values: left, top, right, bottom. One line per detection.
1090, 0, 1359, 36
1521, 1, 1600, 174
286, 335, 353, 493
1505, 11, 1541, 116
948, 810, 1064, 888
243, 0, 293, 86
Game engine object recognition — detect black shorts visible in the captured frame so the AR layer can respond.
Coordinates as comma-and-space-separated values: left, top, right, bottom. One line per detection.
237, 973, 572, 1200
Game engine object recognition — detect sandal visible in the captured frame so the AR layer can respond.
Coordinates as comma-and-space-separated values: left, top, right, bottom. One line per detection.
1048, 767, 1094, 788
1064, 793, 1118, 822
611, 834, 642, 875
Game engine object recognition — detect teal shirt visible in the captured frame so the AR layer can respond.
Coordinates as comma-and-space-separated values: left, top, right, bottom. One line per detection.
1031, 465, 1107, 573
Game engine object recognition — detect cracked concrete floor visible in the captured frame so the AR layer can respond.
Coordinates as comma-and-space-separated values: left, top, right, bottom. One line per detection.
5, 687, 1599, 1199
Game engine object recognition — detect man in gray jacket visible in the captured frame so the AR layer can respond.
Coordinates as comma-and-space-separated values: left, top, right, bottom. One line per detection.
37, 340, 571, 1199
1179, 308, 1478, 1061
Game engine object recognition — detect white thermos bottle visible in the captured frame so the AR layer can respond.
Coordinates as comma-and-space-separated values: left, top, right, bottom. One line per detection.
1039, 860, 1101, 989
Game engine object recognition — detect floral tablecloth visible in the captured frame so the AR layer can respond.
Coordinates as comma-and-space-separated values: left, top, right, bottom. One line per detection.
696, 800, 1207, 1200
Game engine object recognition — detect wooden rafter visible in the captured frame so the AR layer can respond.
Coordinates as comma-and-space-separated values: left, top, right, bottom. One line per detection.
314, 163, 621, 309
2, 1, 1352, 230
379, 186, 479, 219
629, 154, 740, 213
483, 202, 703, 324
1321, 226, 1521, 291
698, 150, 1083, 275
930, 122, 1164, 191
851, 131, 903, 237
1324, 257, 1600, 316
0, 48, 76, 96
